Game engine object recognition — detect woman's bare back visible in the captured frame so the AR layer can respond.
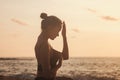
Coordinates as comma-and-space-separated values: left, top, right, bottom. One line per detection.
35, 35, 51, 77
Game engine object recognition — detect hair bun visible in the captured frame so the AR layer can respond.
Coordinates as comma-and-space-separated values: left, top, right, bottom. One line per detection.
40, 13, 48, 19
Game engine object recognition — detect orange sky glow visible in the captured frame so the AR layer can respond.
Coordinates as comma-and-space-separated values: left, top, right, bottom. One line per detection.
0, 0, 120, 57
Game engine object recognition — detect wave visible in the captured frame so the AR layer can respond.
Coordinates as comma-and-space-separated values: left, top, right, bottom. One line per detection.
0, 57, 34, 60
72, 74, 116, 80
0, 74, 116, 80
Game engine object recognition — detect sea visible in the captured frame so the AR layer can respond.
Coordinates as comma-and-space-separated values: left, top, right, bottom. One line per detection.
0, 57, 120, 80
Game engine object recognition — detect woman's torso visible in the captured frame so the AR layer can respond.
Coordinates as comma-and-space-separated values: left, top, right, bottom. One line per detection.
35, 36, 52, 77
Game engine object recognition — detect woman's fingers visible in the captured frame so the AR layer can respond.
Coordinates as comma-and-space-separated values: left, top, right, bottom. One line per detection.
63, 21, 66, 31
62, 21, 66, 37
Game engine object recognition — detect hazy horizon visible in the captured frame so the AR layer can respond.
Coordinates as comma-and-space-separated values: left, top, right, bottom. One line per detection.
1, 0, 120, 57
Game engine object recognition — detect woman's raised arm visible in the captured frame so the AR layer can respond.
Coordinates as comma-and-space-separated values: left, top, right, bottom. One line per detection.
62, 22, 69, 60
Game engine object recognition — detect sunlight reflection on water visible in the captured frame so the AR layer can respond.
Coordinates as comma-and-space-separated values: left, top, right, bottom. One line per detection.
0, 57, 120, 80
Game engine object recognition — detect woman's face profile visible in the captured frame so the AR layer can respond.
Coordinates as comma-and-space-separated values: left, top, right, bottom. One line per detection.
49, 25, 61, 40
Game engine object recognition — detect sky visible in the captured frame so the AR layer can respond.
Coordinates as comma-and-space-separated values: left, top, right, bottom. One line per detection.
0, 0, 120, 57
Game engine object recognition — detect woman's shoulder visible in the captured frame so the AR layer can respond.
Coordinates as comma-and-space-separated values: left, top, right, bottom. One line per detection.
37, 36, 48, 45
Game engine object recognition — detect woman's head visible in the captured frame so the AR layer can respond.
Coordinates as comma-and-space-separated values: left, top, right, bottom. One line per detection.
40, 13, 62, 40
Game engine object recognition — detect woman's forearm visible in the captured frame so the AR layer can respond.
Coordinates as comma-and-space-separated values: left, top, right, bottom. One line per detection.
62, 36, 69, 60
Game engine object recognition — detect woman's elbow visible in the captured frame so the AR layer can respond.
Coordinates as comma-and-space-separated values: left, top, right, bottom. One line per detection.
62, 52, 69, 60
63, 56, 69, 60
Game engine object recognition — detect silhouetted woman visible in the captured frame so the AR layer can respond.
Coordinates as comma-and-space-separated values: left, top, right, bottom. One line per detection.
35, 13, 69, 80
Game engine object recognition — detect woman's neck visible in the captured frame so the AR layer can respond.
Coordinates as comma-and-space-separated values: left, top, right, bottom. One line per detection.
40, 31, 49, 41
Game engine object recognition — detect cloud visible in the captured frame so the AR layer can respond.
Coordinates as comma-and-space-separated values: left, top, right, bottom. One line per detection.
71, 28, 80, 33
101, 16, 119, 21
86, 8, 97, 13
85, 8, 119, 22
11, 18, 28, 26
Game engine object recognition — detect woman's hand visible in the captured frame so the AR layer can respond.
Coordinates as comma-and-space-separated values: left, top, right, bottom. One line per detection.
62, 21, 66, 38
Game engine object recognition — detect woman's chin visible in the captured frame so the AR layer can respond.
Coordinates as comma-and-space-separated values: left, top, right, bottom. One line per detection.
50, 36, 57, 40
50, 37, 55, 40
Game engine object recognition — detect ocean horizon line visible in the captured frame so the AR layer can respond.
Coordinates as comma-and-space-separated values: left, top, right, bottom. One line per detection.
0, 56, 120, 60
